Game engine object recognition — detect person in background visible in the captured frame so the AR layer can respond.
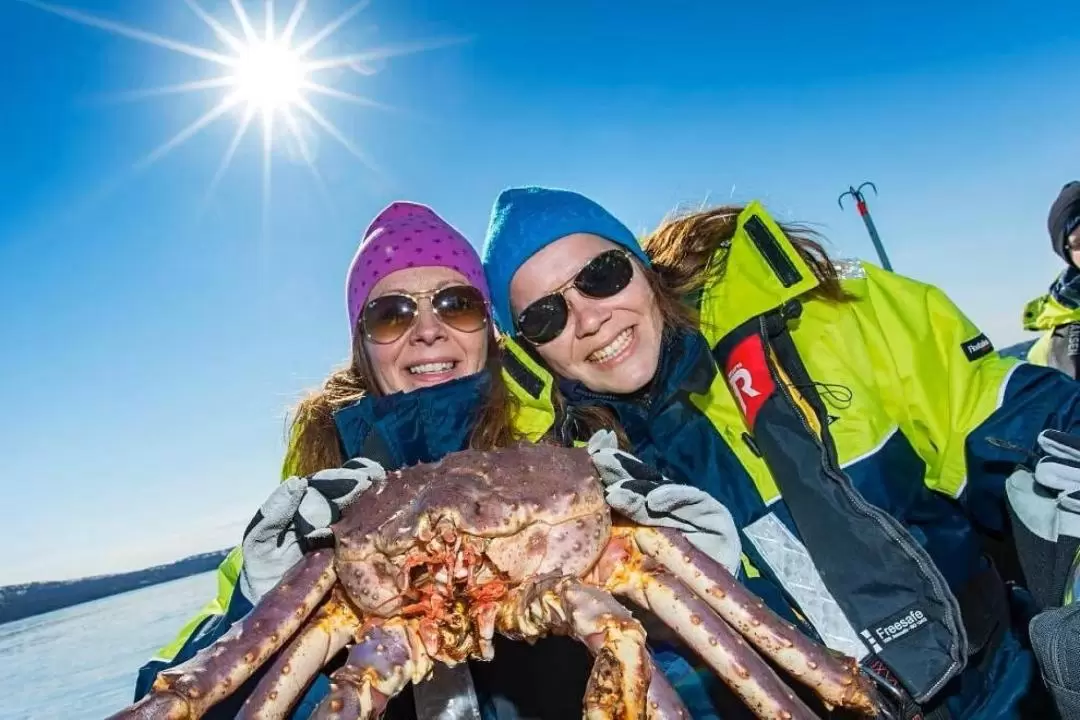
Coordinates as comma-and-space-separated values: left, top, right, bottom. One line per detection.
1023, 181, 1080, 376
481, 185, 1080, 719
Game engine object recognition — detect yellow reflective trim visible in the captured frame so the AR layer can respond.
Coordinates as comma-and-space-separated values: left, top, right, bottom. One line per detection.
151, 545, 244, 662
1027, 332, 1052, 366
740, 553, 761, 579
501, 338, 557, 441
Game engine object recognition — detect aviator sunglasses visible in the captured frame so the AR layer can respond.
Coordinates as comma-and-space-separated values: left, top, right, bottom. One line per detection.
361, 285, 489, 344
515, 249, 635, 345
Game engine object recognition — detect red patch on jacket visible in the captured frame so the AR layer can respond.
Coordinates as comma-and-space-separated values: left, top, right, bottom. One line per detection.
724, 334, 776, 429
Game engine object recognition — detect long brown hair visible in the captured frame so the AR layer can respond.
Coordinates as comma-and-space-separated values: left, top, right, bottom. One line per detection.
547, 203, 850, 445
285, 327, 519, 477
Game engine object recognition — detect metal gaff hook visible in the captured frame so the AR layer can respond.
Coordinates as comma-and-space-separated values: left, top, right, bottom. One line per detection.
838, 181, 893, 271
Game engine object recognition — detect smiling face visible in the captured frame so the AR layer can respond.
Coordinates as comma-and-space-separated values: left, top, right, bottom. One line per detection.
509, 233, 664, 395
362, 266, 489, 395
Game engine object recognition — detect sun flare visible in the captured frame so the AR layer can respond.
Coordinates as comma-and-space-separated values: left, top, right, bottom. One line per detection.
15, 0, 466, 222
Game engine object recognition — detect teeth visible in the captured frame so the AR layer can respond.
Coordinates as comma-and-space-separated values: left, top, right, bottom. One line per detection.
409, 362, 455, 375
588, 328, 633, 363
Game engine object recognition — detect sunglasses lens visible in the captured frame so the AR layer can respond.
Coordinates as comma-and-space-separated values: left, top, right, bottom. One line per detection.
515, 250, 635, 345
433, 286, 489, 333
576, 250, 634, 298
362, 294, 418, 344
517, 294, 570, 345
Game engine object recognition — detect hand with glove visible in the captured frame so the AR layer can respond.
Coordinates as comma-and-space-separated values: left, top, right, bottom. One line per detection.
1036, 429, 1080, 498
239, 456, 385, 604
1005, 430, 1080, 610
586, 429, 742, 575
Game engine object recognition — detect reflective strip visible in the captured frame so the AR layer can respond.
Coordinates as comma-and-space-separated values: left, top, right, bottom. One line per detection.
412, 663, 482, 720
743, 512, 869, 660
832, 258, 867, 280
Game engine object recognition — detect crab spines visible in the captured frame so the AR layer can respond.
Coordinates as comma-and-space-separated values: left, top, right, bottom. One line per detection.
239, 588, 360, 720
312, 619, 432, 720
633, 527, 885, 717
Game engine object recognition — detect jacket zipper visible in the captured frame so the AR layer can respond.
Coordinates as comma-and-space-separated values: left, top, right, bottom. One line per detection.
757, 313, 968, 702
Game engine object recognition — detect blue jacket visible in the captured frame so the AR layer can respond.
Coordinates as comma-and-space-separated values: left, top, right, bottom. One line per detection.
133, 371, 593, 719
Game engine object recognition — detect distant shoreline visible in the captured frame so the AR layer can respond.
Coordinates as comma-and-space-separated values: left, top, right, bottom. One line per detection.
0, 549, 232, 625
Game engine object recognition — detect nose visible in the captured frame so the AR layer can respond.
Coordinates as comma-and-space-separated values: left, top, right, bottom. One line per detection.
567, 290, 611, 338
409, 300, 448, 345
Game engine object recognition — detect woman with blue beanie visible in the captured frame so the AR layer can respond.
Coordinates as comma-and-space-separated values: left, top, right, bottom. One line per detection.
482, 186, 1080, 718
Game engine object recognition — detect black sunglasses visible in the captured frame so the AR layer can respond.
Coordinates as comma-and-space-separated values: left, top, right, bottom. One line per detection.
515, 249, 635, 345
361, 285, 489, 344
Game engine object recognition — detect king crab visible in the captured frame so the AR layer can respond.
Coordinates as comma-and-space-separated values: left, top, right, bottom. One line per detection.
109, 443, 887, 719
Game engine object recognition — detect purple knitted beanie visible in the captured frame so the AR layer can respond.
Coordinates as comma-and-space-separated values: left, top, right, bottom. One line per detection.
346, 201, 489, 338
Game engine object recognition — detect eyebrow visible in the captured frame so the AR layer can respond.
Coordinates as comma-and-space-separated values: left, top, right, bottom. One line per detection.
376, 279, 466, 296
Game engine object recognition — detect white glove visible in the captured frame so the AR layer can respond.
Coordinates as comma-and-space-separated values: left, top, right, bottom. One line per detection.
1036, 430, 1080, 501
586, 429, 742, 575
239, 457, 384, 603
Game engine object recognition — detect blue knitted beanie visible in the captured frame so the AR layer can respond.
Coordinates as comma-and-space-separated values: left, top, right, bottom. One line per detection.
480, 186, 651, 332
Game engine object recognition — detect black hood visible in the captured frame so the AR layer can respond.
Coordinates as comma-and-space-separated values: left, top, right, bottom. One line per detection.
1049, 181, 1080, 265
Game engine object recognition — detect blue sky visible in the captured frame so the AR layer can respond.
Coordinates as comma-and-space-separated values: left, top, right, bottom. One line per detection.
1, 0, 1078, 585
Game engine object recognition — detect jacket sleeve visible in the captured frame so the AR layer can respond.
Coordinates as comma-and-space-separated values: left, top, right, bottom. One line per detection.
863, 265, 1080, 534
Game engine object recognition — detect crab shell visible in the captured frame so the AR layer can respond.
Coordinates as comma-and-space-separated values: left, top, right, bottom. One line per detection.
335, 443, 611, 623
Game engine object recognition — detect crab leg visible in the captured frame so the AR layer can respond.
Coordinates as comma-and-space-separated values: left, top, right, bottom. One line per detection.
311, 619, 433, 720
632, 527, 884, 716
610, 564, 821, 720
106, 549, 337, 720
496, 576, 651, 720
239, 587, 361, 720
645, 657, 692, 720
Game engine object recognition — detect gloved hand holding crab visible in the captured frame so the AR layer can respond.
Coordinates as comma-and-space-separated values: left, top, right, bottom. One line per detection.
240, 429, 744, 608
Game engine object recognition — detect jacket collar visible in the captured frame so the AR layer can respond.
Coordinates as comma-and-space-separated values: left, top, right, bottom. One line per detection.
331, 370, 491, 470
696, 201, 822, 347
1023, 269, 1080, 332
558, 327, 716, 432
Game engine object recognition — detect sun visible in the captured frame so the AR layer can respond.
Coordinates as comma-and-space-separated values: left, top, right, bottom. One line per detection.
232, 39, 305, 114
15, 0, 466, 221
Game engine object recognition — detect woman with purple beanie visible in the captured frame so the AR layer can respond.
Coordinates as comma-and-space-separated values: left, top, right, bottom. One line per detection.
131, 201, 592, 719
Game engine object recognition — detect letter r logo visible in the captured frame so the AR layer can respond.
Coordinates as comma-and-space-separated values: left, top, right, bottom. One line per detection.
724, 335, 776, 429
